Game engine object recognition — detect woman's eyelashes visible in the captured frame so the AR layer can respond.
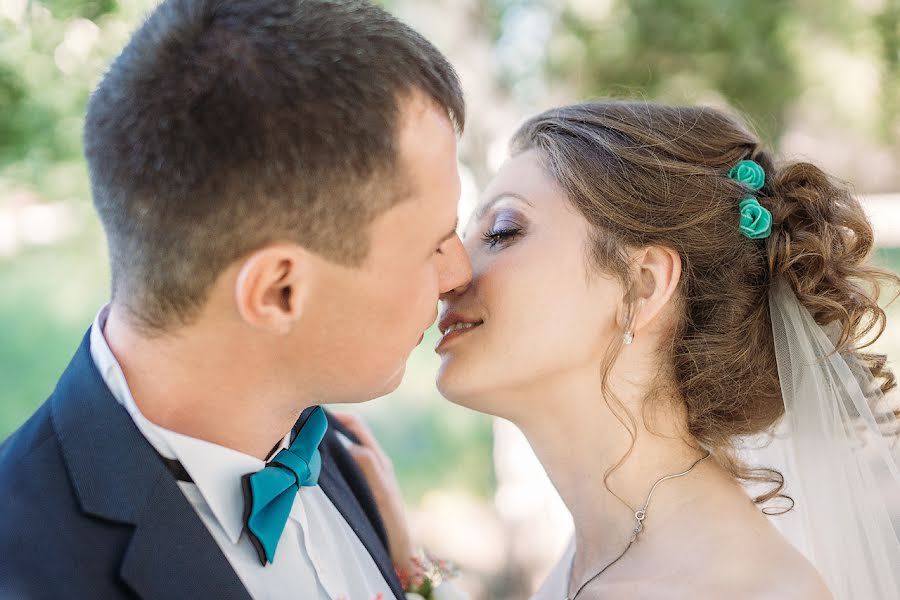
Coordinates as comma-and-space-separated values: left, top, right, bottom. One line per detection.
481, 215, 525, 249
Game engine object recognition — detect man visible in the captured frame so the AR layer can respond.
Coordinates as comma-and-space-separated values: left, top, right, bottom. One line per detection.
0, 0, 471, 598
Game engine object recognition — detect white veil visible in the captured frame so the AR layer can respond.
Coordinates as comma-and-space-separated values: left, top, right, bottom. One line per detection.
762, 278, 900, 598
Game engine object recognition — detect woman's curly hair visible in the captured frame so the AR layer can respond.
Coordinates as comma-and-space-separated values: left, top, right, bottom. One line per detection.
511, 100, 899, 506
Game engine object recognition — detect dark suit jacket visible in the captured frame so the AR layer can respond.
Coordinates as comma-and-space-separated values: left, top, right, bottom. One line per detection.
0, 330, 405, 599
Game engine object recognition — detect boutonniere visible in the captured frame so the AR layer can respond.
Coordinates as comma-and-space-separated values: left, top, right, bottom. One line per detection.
397, 549, 460, 600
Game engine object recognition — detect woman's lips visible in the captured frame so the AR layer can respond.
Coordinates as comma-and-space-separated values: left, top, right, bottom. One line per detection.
435, 321, 483, 353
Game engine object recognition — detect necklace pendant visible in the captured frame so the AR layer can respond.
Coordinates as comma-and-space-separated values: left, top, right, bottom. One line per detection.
567, 452, 711, 600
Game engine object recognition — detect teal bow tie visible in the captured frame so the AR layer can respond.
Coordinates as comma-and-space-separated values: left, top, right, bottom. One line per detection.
241, 406, 328, 565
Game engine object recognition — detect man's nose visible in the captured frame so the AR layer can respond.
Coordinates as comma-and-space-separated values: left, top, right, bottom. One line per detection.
438, 234, 472, 296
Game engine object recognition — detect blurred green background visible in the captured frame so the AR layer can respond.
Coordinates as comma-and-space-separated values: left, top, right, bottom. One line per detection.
2, 1, 899, 597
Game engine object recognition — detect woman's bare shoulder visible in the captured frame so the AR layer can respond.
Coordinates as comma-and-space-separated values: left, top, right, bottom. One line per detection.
615, 565, 831, 600
574, 548, 831, 600
629, 525, 832, 600
703, 532, 833, 600
744, 551, 832, 600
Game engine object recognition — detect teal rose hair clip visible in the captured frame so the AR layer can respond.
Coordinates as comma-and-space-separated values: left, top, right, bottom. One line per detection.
727, 159, 772, 240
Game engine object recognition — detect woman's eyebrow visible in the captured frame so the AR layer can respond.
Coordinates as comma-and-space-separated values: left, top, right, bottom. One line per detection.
475, 192, 533, 221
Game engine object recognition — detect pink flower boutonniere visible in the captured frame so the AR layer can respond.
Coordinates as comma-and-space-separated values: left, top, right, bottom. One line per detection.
396, 549, 460, 600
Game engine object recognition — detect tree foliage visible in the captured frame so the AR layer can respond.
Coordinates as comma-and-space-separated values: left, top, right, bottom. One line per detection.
487, 0, 899, 143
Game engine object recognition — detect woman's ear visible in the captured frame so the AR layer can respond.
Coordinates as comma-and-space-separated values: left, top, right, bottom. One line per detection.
629, 245, 682, 336
234, 244, 313, 335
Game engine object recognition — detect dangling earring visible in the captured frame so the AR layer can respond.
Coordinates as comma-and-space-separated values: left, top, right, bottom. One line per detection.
622, 301, 635, 345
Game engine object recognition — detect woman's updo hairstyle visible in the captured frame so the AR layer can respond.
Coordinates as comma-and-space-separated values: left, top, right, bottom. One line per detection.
510, 100, 899, 504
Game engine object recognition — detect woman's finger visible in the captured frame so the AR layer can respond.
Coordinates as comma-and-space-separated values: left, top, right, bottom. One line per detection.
347, 443, 380, 480
332, 411, 392, 468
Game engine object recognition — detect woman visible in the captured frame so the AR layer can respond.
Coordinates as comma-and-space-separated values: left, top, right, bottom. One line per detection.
346, 101, 900, 599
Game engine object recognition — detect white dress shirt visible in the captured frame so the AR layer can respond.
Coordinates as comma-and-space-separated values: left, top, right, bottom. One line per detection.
90, 305, 392, 600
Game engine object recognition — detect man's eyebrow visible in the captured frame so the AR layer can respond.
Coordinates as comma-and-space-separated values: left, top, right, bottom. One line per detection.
475, 192, 533, 221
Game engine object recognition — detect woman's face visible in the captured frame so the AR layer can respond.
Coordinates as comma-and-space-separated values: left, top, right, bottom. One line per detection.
435, 150, 625, 418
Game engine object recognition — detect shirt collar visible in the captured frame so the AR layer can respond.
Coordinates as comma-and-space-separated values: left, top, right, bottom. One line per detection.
89, 304, 291, 545
90, 305, 173, 456
159, 428, 266, 544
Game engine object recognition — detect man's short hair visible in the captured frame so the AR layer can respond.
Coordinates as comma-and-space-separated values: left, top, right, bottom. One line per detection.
84, 0, 465, 331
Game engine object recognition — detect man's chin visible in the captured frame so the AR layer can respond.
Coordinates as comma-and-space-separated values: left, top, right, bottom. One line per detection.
332, 364, 407, 404
379, 363, 407, 396
317, 360, 409, 405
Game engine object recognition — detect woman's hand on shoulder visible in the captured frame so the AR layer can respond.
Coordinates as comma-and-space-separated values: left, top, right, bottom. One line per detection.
332, 411, 415, 573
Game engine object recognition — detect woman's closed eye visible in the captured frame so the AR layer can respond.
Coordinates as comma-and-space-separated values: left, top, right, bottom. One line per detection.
482, 220, 523, 249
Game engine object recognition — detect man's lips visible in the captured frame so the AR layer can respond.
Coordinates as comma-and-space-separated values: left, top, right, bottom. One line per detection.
417, 311, 440, 345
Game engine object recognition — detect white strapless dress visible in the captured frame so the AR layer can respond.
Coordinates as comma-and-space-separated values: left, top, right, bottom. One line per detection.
530, 537, 574, 600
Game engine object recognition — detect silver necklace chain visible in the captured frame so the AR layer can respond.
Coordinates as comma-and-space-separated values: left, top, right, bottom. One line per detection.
565, 452, 711, 600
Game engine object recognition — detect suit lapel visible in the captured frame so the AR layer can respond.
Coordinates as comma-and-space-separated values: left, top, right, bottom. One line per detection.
51, 331, 251, 600
53, 332, 403, 600
120, 471, 250, 600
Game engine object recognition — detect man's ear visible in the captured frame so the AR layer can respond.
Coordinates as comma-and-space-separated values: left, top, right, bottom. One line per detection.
234, 244, 312, 335
629, 245, 682, 335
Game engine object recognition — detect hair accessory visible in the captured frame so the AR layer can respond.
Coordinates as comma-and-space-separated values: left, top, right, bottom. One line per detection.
728, 159, 765, 191
728, 159, 772, 240
738, 197, 772, 240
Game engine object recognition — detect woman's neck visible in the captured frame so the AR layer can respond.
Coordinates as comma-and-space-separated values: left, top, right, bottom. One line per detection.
510, 372, 712, 590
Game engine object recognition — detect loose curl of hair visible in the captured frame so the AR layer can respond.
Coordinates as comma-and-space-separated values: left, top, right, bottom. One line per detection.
511, 100, 900, 509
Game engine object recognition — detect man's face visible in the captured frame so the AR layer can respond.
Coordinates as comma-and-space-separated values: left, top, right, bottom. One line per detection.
297, 93, 472, 402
